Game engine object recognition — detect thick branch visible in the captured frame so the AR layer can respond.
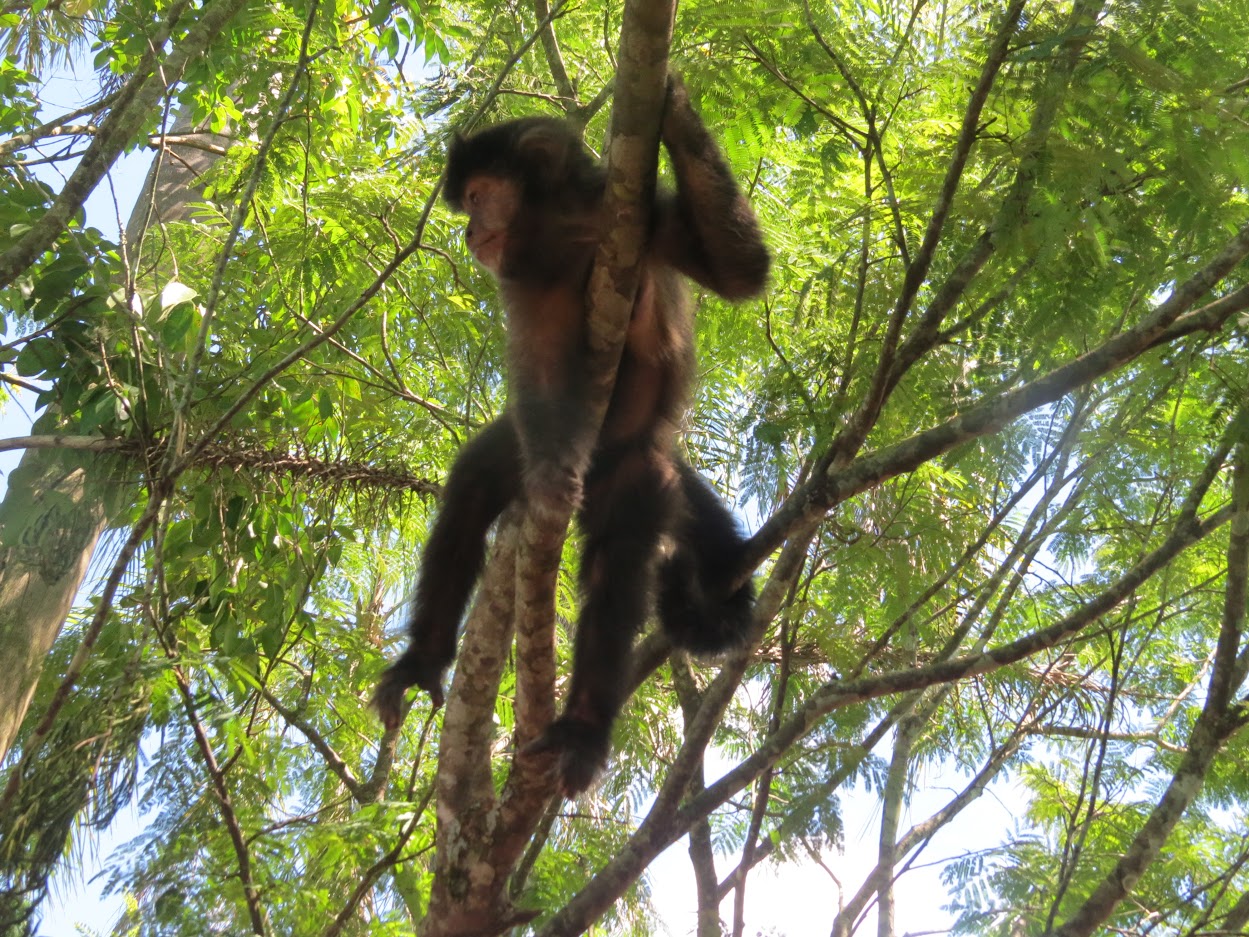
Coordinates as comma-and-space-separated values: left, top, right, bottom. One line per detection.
0, 90, 120, 157
882, 0, 1026, 352
503, 0, 675, 834
896, 0, 1105, 364
420, 515, 521, 937
533, 0, 576, 105
0, 435, 439, 495
422, 3, 676, 935
0, 434, 120, 453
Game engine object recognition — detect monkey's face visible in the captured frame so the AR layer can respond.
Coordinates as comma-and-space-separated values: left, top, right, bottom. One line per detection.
460, 174, 519, 275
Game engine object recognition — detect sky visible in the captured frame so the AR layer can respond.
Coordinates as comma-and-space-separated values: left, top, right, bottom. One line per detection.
646, 749, 1023, 936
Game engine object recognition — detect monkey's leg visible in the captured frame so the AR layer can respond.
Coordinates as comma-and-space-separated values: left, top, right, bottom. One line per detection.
528, 444, 678, 795
658, 460, 754, 653
374, 418, 521, 727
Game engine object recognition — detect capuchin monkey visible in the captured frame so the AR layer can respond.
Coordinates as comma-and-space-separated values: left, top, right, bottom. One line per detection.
375, 76, 769, 796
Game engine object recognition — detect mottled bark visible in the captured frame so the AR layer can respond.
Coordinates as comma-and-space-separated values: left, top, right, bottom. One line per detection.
421, 515, 532, 937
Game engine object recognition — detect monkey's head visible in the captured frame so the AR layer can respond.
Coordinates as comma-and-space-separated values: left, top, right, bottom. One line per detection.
443, 117, 604, 275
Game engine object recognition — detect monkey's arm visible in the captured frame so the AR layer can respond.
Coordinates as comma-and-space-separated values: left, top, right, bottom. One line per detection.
652, 76, 770, 301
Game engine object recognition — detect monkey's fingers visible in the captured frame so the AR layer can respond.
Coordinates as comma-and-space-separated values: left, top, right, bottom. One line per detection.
661, 73, 702, 150
664, 71, 688, 107
372, 657, 447, 729
371, 672, 410, 731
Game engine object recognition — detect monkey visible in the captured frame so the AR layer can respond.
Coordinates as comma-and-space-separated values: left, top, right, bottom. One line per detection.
374, 76, 769, 796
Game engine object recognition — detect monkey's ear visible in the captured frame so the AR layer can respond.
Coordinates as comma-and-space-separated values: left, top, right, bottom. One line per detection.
515, 123, 574, 178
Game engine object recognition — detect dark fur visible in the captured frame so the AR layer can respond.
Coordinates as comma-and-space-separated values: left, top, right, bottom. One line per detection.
375, 78, 769, 795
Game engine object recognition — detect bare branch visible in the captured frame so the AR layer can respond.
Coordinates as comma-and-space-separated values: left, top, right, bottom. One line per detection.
533, 0, 576, 106
0, 90, 120, 158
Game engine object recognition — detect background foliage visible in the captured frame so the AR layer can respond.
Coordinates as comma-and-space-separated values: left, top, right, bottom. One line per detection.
2, 0, 1248, 934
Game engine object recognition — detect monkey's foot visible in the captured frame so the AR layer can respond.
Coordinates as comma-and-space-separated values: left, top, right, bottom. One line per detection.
372, 653, 447, 730
523, 716, 610, 797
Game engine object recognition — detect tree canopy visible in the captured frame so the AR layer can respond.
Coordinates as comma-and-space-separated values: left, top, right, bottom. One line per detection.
1, 0, 1248, 935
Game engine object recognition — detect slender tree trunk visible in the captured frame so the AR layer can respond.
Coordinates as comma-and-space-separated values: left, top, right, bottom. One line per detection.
0, 110, 230, 762
673, 659, 724, 937
875, 715, 918, 937
419, 2, 676, 933
0, 450, 108, 759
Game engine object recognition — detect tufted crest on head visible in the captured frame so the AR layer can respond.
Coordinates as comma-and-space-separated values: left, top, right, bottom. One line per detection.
442, 117, 603, 212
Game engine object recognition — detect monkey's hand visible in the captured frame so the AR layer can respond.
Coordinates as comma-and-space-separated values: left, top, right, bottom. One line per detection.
523, 716, 610, 798
514, 396, 590, 521
661, 73, 711, 155
372, 651, 447, 730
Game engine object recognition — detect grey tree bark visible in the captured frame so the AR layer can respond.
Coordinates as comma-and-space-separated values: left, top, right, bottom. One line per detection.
0, 448, 108, 760
0, 108, 231, 762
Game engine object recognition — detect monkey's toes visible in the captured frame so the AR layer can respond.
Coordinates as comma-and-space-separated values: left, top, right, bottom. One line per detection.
523, 716, 610, 797
373, 655, 447, 729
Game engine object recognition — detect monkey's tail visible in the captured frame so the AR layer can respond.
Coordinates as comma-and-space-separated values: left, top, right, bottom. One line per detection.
657, 463, 754, 653
658, 553, 754, 653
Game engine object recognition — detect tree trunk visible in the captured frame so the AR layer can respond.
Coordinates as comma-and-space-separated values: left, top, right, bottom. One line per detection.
0, 110, 230, 762
418, 2, 676, 932
875, 715, 918, 937
0, 449, 108, 759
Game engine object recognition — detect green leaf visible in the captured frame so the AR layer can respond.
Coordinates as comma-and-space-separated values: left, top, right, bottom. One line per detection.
14, 337, 62, 378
